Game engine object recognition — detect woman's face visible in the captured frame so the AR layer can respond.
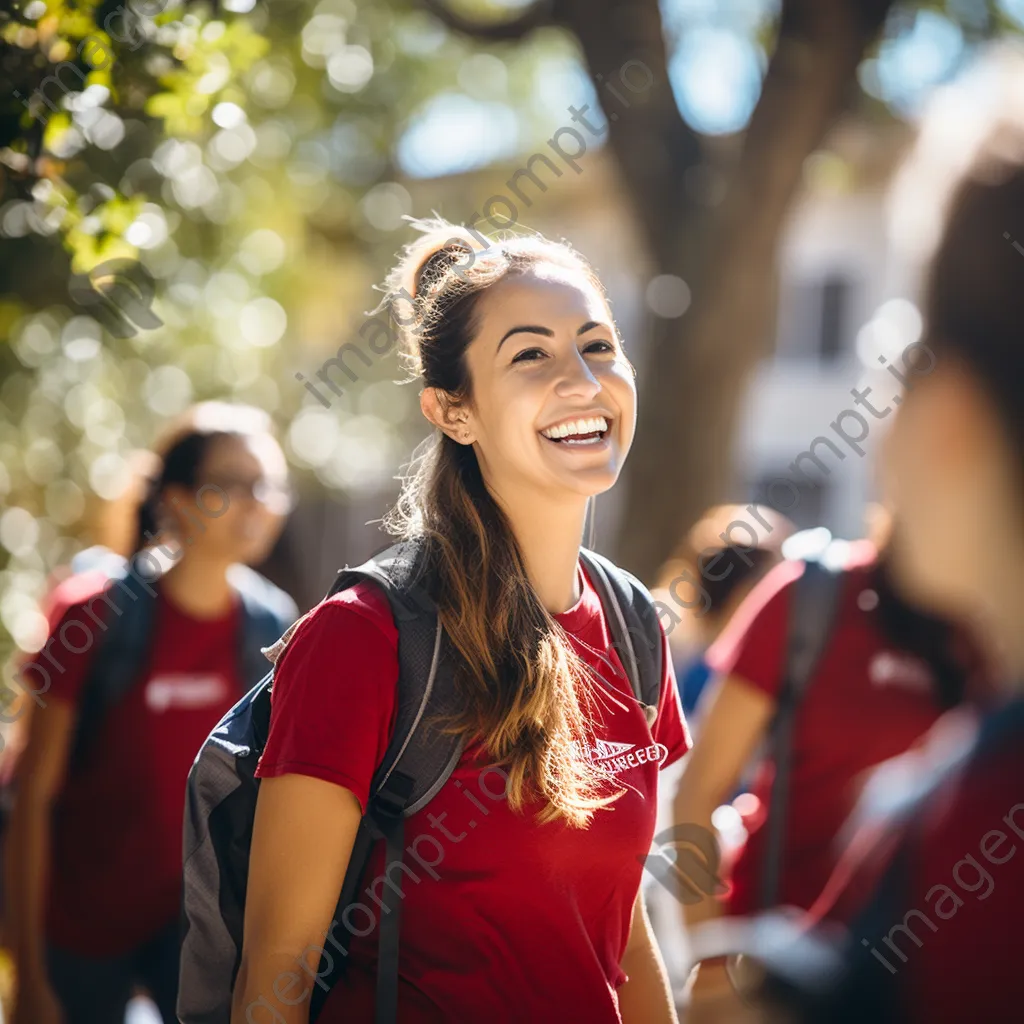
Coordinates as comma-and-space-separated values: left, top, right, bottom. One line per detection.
438, 265, 637, 504
164, 434, 290, 566
883, 352, 1015, 619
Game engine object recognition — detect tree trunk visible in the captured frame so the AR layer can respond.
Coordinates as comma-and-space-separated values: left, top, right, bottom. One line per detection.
419, 0, 893, 580
613, 0, 893, 579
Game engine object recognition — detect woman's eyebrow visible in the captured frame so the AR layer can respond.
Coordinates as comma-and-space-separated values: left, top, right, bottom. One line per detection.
497, 320, 609, 352
497, 325, 554, 350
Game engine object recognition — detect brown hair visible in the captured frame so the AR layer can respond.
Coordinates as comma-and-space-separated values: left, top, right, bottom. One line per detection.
924, 120, 1024, 475
381, 219, 626, 827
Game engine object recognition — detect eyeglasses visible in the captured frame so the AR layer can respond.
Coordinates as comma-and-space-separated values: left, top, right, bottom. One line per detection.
196, 476, 295, 515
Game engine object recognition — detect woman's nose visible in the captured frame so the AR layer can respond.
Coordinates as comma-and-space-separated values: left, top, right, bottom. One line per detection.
553, 352, 601, 398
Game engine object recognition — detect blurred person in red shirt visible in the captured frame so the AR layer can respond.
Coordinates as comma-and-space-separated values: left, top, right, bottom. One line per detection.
654, 504, 794, 721
4, 403, 296, 1024
671, 512, 984, 1019
747, 59, 1024, 1024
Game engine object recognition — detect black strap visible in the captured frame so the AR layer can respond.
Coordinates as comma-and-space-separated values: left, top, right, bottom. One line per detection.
69, 566, 156, 772
237, 587, 289, 693
309, 540, 457, 1023
578, 548, 663, 712
760, 558, 844, 908
308, 772, 415, 1024
371, 772, 414, 1024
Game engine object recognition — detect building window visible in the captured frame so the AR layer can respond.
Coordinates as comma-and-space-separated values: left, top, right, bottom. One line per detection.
752, 471, 829, 533
818, 273, 850, 363
775, 272, 855, 364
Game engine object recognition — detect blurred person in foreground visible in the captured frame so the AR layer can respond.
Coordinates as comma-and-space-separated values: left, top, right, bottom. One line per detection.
655, 505, 793, 721
4, 402, 296, 1024
748, 58, 1024, 1024
671, 508, 985, 1021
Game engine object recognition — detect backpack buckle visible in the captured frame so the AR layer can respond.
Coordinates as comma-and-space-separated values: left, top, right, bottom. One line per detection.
371, 770, 415, 820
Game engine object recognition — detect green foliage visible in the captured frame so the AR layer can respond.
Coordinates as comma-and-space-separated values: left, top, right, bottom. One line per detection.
0, 0, 558, 672
0, 0, 1020, 674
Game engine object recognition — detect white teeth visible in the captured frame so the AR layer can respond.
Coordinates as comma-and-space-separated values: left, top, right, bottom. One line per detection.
541, 416, 609, 440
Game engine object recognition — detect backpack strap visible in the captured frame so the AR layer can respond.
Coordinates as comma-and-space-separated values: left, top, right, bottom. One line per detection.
228, 563, 299, 691
578, 548, 664, 717
309, 538, 462, 1024
760, 556, 845, 908
69, 564, 158, 773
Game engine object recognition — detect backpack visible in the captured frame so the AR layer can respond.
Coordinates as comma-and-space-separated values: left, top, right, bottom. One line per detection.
759, 549, 846, 908
69, 556, 298, 773
178, 537, 667, 1024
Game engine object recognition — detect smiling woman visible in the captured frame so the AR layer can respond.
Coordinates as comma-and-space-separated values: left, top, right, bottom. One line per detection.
228, 218, 690, 1024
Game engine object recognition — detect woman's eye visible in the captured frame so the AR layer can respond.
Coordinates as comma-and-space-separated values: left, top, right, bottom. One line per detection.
511, 348, 546, 363
584, 340, 615, 354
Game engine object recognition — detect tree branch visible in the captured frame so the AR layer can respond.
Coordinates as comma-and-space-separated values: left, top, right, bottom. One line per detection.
419, 0, 555, 42
553, 0, 703, 270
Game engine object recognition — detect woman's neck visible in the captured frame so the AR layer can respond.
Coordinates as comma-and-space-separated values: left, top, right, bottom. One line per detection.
492, 486, 589, 615
158, 555, 235, 619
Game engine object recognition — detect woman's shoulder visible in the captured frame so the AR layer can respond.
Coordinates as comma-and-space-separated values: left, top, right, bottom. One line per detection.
43, 568, 119, 628
273, 578, 400, 670
322, 577, 397, 629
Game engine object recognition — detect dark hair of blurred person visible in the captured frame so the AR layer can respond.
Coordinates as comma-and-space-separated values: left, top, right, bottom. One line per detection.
4, 402, 296, 1024
751, 56, 1024, 1024
671, 513, 985, 1018
655, 504, 794, 719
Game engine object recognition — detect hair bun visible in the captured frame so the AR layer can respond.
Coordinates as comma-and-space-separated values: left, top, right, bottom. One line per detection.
413, 240, 475, 299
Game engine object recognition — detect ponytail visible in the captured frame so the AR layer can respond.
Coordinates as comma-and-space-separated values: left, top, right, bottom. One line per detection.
382, 219, 627, 827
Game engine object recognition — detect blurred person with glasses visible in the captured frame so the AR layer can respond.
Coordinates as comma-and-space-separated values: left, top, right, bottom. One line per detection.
4, 402, 297, 1024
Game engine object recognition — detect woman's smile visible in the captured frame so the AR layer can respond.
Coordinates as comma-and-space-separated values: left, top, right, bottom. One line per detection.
539, 412, 614, 451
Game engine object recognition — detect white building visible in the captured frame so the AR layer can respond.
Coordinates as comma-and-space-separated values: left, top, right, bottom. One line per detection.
405, 117, 917, 546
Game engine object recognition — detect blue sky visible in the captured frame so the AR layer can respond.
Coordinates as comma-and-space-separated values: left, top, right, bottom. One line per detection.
394, 0, 991, 179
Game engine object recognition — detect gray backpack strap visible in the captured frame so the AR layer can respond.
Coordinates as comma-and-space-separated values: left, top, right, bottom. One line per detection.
760, 557, 845, 908
310, 538, 462, 1024
578, 548, 664, 720
229, 563, 299, 692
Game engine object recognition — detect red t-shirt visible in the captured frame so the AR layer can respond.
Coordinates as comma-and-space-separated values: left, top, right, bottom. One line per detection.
787, 700, 1024, 1023
706, 542, 971, 917
24, 572, 243, 955
894, 703, 1024, 1022
255, 561, 690, 1023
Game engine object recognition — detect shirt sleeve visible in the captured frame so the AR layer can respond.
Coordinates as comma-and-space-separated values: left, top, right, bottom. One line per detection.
13, 571, 114, 709
704, 559, 805, 701
255, 582, 400, 813
653, 630, 692, 768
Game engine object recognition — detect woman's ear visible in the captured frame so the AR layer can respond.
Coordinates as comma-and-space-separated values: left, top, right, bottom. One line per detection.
420, 387, 475, 445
